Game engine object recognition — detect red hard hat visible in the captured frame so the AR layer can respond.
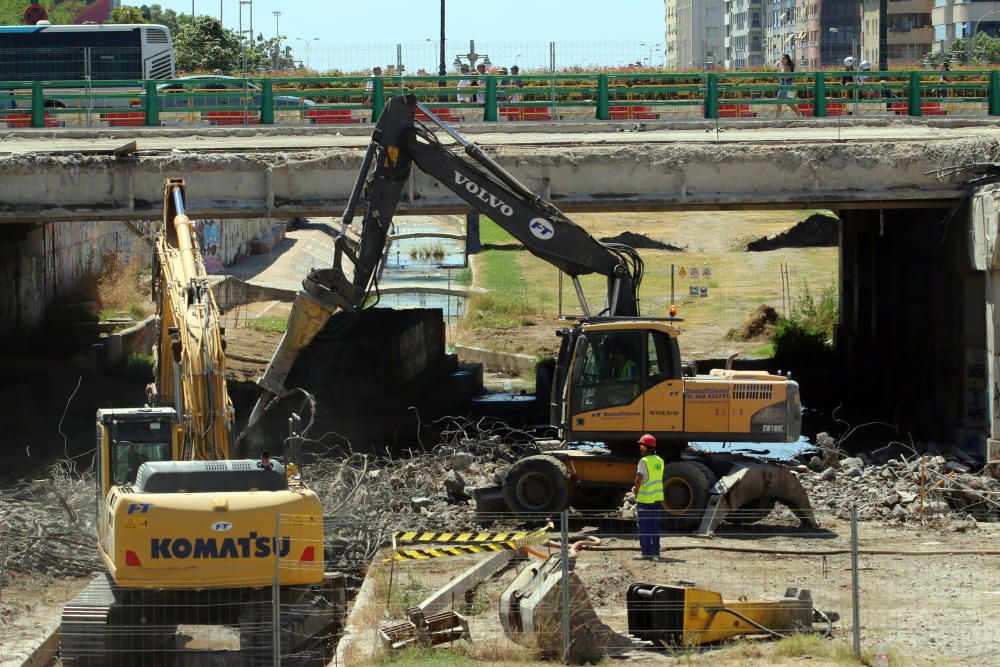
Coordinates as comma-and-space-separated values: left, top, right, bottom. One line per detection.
638, 434, 656, 448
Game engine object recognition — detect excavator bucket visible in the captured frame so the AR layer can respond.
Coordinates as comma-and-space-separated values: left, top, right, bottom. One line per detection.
696, 461, 818, 536
498, 555, 647, 661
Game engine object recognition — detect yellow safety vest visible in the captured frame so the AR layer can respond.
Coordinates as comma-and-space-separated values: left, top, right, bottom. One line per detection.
636, 454, 664, 504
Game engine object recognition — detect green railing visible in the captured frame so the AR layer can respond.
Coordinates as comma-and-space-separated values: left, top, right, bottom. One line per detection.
1, 70, 998, 128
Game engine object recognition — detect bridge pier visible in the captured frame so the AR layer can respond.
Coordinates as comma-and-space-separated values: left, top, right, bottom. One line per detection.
970, 188, 1000, 472
837, 204, 988, 463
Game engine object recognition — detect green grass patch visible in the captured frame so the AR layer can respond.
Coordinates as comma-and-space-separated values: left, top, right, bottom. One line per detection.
99, 303, 148, 322
247, 316, 289, 334
747, 342, 775, 358
480, 218, 516, 245
465, 293, 537, 330
114, 352, 154, 377
455, 267, 473, 286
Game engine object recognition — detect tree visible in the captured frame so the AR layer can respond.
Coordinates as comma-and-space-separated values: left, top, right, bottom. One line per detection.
949, 32, 1000, 65
0, 0, 87, 25
107, 5, 146, 24
139, 3, 190, 36
173, 16, 242, 73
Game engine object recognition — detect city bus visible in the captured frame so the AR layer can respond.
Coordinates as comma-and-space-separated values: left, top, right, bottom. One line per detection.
0, 23, 175, 113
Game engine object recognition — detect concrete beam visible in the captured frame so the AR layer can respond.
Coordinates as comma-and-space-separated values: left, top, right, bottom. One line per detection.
0, 132, 979, 223
417, 549, 517, 616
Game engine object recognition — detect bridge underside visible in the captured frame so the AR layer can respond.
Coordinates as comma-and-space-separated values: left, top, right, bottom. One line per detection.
0, 135, 984, 222
2, 130, 1000, 465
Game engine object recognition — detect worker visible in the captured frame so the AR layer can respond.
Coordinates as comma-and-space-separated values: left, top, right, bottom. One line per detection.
610, 346, 638, 381
631, 434, 664, 560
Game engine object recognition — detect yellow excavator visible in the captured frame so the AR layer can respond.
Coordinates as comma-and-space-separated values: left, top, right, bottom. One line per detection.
59, 180, 342, 666
247, 96, 816, 534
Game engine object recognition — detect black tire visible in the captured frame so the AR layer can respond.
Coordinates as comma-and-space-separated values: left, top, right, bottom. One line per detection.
503, 455, 573, 513
570, 487, 627, 511
659, 461, 715, 531
724, 497, 777, 526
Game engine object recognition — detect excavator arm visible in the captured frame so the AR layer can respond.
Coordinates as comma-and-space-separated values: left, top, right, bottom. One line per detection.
245, 95, 643, 431
154, 178, 234, 460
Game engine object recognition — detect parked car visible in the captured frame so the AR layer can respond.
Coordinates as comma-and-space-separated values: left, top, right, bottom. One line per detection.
157, 75, 315, 109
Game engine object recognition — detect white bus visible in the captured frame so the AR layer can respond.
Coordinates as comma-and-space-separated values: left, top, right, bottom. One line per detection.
0, 23, 175, 113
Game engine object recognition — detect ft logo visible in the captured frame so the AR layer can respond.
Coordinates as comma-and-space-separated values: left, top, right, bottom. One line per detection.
529, 218, 555, 240
128, 503, 154, 514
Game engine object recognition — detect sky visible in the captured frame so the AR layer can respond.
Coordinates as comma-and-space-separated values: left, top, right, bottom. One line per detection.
150, 1, 668, 72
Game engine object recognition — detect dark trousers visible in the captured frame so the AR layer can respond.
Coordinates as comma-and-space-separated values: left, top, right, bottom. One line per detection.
637, 502, 661, 557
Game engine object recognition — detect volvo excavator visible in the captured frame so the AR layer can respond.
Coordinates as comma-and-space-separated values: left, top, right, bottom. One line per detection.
59, 180, 343, 666
248, 95, 816, 534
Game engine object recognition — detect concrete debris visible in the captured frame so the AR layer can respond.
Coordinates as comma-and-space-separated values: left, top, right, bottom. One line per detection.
451, 452, 474, 471
796, 441, 1000, 523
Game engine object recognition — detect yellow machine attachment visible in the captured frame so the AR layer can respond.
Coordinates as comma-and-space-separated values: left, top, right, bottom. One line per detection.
627, 583, 838, 646
154, 178, 233, 461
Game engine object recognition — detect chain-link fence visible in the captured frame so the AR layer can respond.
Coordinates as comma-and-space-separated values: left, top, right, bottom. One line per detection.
4, 501, 999, 665
346, 507, 999, 665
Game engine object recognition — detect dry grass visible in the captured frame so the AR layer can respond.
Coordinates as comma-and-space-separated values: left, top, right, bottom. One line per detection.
463, 211, 838, 360
96, 254, 153, 319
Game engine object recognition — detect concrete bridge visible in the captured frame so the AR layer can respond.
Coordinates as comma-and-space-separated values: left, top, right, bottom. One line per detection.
0, 122, 996, 223
3, 120, 1000, 470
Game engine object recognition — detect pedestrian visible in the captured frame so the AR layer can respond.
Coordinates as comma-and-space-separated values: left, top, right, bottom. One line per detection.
937, 61, 953, 98
841, 56, 855, 98
495, 66, 510, 102
364, 65, 382, 107
457, 64, 472, 103
509, 65, 524, 103
774, 53, 801, 117
631, 434, 664, 560
475, 62, 489, 103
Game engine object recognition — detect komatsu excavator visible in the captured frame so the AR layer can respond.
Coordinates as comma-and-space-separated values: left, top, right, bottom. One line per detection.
248, 95, 816, 534
59, 180, 342, 666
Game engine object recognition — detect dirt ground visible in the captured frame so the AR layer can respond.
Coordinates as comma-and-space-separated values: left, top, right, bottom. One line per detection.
456, 209, 837, 362
360, 516, 999, 666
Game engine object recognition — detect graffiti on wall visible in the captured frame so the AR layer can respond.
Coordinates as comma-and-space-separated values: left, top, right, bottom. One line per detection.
196, 220, 224, 274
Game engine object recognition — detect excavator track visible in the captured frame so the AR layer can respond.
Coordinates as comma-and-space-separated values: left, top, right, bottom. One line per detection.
59, 573, 116, 666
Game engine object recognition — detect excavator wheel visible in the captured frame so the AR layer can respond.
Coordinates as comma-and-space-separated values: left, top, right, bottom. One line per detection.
503, 455, 573, 514
724, 497, 777, 526
570, 487, 627, 511
659, 461, 716, 531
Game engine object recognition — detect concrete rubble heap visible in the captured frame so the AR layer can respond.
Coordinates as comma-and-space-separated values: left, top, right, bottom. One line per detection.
793, 433, 1000, 524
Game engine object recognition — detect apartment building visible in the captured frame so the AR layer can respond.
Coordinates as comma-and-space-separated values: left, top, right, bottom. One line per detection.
725, 0, 765, 68
667, 0, 725, 69
932, 0, 1000, 55
794, 0, 860, 67
860, 0, 933, 66
763, 0, 799, 66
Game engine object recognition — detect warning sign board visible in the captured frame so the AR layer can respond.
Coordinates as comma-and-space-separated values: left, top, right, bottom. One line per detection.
702, 266, 712, 278
678, 266, 687, 278
23, 3, 48, 24
689, 267, 699, 278
689, 286, 699, 296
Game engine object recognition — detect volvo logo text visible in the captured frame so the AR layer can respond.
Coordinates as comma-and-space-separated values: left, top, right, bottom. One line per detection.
454, 172, 514, 217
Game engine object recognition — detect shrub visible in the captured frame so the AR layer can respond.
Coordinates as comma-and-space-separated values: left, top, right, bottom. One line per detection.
773, 284, 837, 366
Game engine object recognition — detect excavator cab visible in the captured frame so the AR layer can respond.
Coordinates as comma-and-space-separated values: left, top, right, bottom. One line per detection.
96, 408, 180, 493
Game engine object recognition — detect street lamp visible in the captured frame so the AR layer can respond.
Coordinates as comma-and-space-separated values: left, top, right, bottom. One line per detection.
295, 37, 320, 70
640, 43, 662, 68
272, 11, 281, 70
969, 10, 1000, 64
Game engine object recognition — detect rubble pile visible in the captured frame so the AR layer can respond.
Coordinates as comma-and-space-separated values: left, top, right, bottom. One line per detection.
793, 433, 1000, 524
0, 462, 100, 578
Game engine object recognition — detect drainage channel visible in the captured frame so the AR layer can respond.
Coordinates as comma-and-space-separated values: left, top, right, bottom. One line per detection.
376, 216, 468, 341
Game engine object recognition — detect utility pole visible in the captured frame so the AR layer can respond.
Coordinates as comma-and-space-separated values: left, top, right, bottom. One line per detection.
878, 0, 888, 71
273, 10, 281, 70
439, 0, 447, 77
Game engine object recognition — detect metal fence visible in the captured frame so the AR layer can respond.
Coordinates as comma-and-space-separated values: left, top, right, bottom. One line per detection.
2, 68, 998, 129
4, 506, 998, 665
